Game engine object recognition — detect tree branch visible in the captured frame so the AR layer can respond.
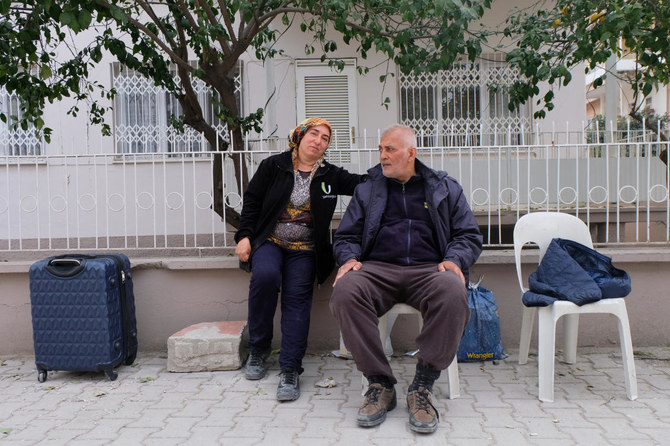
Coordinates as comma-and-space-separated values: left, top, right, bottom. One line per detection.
196, 0, 233, 57
136, 1, 179, 50
215, 0, 238, 47
175, 0, 202, 35
173, 5, 191, 64
93, 0, 192, 72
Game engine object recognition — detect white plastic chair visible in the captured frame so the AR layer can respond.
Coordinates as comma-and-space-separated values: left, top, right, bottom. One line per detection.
514, 212, 637, 402
357, 303, 460, 399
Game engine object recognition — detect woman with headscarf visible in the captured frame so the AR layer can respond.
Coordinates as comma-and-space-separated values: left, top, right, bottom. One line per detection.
234, 118, 364, 401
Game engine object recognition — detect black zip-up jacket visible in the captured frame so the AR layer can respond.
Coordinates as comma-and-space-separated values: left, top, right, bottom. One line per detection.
334, 160, 483, 284
234, 149, 364, 284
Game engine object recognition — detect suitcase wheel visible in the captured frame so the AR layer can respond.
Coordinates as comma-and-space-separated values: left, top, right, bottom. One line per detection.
37, 370, 47, 383
104, 368, 118, 381
125, 352, 137, 366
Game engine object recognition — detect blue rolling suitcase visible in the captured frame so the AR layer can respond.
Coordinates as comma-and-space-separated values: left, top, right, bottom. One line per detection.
29, 254, 138, 382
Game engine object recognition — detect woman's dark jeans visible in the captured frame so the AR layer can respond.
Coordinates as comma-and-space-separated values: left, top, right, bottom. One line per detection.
247, 241, 315, 373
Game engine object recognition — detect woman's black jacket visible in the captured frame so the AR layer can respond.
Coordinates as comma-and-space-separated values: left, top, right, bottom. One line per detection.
234, 149, 364, 284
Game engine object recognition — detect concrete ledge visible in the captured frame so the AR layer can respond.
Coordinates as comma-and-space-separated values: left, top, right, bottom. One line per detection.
3, 246, 670, 354
2, 246, 670, 274
167, 321, 248, 372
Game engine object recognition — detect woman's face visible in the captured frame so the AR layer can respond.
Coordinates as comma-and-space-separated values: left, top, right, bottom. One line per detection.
298, 124, 331, 162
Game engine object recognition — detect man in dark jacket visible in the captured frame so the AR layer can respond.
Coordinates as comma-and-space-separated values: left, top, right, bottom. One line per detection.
330, 125, 482, 433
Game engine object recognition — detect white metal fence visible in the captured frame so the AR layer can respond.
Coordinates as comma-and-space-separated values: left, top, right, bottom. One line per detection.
1, 134, 669, 252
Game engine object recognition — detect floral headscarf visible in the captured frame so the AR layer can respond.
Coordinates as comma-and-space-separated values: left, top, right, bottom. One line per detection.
288, 117, 333, 177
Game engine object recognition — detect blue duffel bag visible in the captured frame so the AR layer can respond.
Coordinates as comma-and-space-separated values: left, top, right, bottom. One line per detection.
457, 279, 506, 362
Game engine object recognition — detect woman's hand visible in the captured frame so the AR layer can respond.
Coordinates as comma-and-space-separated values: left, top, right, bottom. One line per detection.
235, 237, 252, 262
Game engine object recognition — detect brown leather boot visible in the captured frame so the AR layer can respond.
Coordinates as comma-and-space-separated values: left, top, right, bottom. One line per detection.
407, 386, 439, 433
357, 383, 397, 427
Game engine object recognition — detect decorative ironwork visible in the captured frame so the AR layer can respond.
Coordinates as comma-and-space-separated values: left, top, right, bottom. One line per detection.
113, 63, 242, 154
399, 55, 531, 146
0, 87, 42, 155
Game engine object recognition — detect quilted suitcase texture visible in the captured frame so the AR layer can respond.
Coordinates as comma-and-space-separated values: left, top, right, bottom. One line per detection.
29, 254, 138, 382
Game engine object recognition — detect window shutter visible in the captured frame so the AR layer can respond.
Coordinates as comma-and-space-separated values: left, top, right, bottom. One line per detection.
296, 60, 357, 160
303, 75, 350, 149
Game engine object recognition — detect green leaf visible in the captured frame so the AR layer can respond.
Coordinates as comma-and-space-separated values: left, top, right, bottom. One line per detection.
40, 65, 52, 80
0, 0, 10, 15
0, 428, 12, 435
59, 11, 75, 27
78, 10, 92, 29
110, 5, 127, 23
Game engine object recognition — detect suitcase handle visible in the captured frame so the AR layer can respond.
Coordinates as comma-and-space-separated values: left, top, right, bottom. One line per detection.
46, 258, 86, 277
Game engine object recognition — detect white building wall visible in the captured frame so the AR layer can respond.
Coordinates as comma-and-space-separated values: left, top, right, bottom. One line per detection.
243, 21, 397, 144
477, 0, 587, 133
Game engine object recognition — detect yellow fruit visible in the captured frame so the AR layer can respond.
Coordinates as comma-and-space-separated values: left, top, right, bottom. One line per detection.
589, 11, 606, 24
553, 18, 561, 28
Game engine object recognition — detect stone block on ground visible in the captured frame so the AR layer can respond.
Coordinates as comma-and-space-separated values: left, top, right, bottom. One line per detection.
167, 321, 247, 372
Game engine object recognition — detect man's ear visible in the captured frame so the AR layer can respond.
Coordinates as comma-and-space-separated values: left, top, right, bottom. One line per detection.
408, 146, 417, 160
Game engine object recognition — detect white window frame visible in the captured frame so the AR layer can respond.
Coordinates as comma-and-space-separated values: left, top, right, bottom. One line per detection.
399, 54, 531, 146
0, 87, 42, 156
112, 62, 242, 154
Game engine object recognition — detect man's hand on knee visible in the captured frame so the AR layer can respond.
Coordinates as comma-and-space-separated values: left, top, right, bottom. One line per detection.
333, 258, 362, 287
438, 260, 465, 285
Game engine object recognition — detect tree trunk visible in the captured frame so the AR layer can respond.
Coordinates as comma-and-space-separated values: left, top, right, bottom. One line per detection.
211, 126, 248, 229
174, 68, 249, 228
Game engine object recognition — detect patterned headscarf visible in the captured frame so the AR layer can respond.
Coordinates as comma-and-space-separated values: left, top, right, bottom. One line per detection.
288, 117, 333, 176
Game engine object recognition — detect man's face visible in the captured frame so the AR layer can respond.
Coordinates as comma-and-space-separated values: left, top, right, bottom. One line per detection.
298, 124, 331, 160
378, 129, 416, 182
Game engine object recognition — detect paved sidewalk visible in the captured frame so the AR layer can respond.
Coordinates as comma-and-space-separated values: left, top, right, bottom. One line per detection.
1, 347, 670, 445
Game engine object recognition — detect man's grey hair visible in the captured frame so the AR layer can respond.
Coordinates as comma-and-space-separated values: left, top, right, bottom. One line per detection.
381, 124, 418, 150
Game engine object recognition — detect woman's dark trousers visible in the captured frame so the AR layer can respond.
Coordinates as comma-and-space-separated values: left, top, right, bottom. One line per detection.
247, 241, 315, 373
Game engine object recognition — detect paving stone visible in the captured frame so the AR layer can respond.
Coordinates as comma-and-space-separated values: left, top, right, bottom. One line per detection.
596, 417, 655, 440
0, 349, 669, 445
45, 430, 91, 444
448, 439, 494, 446
469, 389, 509, 408
76, 418, 134, 440
223, 417, 270, 437
296, 417, 341, 438
179, 426, 226, 445
125, 408, 174, 429
484, 426, 536, 444
444, 417, 489, 439
167, 321, 247, 372
521, 416, 570, 438
295, 437, 340, 446
267, 407, 308, 428
564, 427, 611, 445
146, 416, 200, 438
197, 407, 243, 427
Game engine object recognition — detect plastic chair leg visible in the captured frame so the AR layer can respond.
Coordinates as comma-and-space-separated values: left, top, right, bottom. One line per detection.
445, 358, 460, 399
537, 307, 557, 402
613, 303, 638, 400
518, 306, 536, 365
337, 332, 350, 358
379, 313, 397, 357
562, 314, 580, 364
